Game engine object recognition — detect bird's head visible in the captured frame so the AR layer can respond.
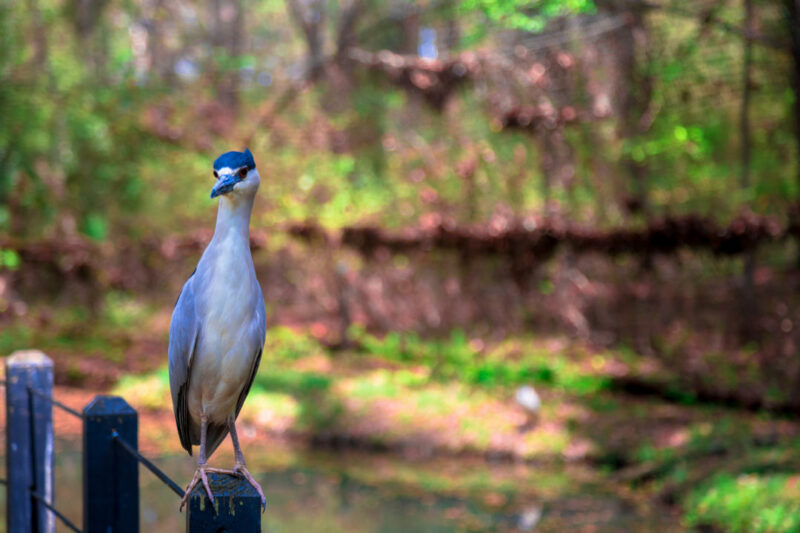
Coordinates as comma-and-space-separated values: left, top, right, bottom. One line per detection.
210, 148, 260, 200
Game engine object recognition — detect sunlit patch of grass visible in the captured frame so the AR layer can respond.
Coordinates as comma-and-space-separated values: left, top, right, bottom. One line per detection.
349, 326, 611, 396
332, 369, 570, 458
240, 389, 300, 428
684, 473, 800, 533
414, 388, 452, 416
253, 366, 342, 430
458, 418, 493, 448
263, 325, 328, 363
113, 367, 171, 410
112, 365, 306, 430
104, 291, 150, 329
347, 371, 402, 399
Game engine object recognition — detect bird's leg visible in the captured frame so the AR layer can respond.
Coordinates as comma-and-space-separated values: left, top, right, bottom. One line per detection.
209, 417, 266, 510
179, 415, 214, 511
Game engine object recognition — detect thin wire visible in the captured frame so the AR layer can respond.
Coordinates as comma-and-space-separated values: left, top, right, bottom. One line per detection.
30, 491, 83, 533
111, 431, 184, 497
27, 387, 84, 419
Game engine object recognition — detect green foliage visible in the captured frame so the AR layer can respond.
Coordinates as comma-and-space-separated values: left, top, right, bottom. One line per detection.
114, 367, 171, 410
0, 324, 34, 355
255, 368, 332, 395
263, 326, 327, 362
684, 474, 800, 533
252, 365, 342, 429
0, 0, 794, 241
0, 1, 155, 239
459, 0, 596, 33
350, 326, 610, 394
0, 299, 155, 361
0, 249, 21, 270
104, 291, 149, 329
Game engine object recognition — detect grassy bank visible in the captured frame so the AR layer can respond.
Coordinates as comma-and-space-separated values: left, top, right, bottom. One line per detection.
3, 296, 799, 532
104, 326, 800, 532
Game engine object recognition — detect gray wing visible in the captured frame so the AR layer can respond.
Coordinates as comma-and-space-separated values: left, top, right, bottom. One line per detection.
204, 287, 267, 459
235, 287, 267, 417
168, 272, 200, 456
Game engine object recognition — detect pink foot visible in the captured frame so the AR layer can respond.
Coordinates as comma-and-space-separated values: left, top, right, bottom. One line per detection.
205, 464, 266, 511
180, 465, 214, 511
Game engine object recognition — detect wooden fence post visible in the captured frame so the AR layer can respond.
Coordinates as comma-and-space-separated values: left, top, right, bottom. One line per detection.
83, 395, 139, 533
185, 472, 262, 532
5, 350, 55, 533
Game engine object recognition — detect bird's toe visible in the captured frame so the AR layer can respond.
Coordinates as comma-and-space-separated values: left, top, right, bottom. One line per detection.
179, 465, 215, 511
233, 464, 266, 511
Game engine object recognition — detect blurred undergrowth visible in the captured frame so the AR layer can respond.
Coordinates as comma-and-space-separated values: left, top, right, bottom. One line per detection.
684, 473, 800, 533
349, 325, 610, 394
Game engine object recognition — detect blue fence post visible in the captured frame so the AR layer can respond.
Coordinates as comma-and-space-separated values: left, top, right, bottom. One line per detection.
83, 395, 139, 533
185, 472, 262, 532
5, 350, 55, 533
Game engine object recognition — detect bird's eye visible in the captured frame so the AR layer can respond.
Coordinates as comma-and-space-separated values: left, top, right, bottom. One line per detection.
213, 170, 219, 179
239, 167, 248, 179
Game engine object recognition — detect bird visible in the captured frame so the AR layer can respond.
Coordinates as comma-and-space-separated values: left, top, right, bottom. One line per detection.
168, 148, 267, 510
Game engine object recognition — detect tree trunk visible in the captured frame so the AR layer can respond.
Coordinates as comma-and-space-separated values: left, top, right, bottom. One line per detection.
286, 0, 328, 81
741, 0, 753, 191
785, 0, 800, 269
601, 0, 653, 218
740, 0, 757, 339
208, 0, 243, 110
148, 0, 175, 84
27, 0, 48, 70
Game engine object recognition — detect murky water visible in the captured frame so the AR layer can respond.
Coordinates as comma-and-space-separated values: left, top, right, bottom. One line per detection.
0, 438, 679, 532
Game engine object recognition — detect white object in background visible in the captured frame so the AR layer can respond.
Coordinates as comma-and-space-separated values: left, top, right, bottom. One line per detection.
515, 385, 541, 413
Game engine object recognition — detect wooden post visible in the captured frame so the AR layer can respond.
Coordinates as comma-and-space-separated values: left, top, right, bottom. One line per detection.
5, 350, 55, 533
83, 395, 139, 533
185, 472, 262, 532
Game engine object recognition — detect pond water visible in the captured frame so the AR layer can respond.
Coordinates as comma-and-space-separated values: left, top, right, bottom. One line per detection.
0, 438, 680, 532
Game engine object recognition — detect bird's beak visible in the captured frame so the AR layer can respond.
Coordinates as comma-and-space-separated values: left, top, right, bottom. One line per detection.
210, 173, 240, 199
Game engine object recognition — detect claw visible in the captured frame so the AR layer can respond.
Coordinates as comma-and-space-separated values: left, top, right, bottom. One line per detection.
180, 465, 214, 511
204, 465, 266, 511
233, 464, 267, 512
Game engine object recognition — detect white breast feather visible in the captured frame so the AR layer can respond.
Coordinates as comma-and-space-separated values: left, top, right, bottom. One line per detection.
189, 232, 260, 423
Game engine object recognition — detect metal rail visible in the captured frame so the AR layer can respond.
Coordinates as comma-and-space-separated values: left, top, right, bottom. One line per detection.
112, 430, 184, 497
25, 380, 85, 531
4, 354, 260, 531
31, 490, 83, 533
28, 385, 84, 419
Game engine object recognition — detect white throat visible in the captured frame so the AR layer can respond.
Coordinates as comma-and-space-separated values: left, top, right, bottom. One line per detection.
213, 192, 255, 244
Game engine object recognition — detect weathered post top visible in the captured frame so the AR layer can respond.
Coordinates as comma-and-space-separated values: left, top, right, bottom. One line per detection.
83, 394, 137, 417
83, 394, 139, 533
6, 349, 53, 369
5, 349, 54, 533
185, 472, 262, 533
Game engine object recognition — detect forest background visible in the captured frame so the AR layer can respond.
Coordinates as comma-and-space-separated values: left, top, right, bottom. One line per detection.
2, 0, 800, 531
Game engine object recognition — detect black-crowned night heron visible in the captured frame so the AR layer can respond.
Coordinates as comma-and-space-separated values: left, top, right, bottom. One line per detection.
168, 148, 267, 510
